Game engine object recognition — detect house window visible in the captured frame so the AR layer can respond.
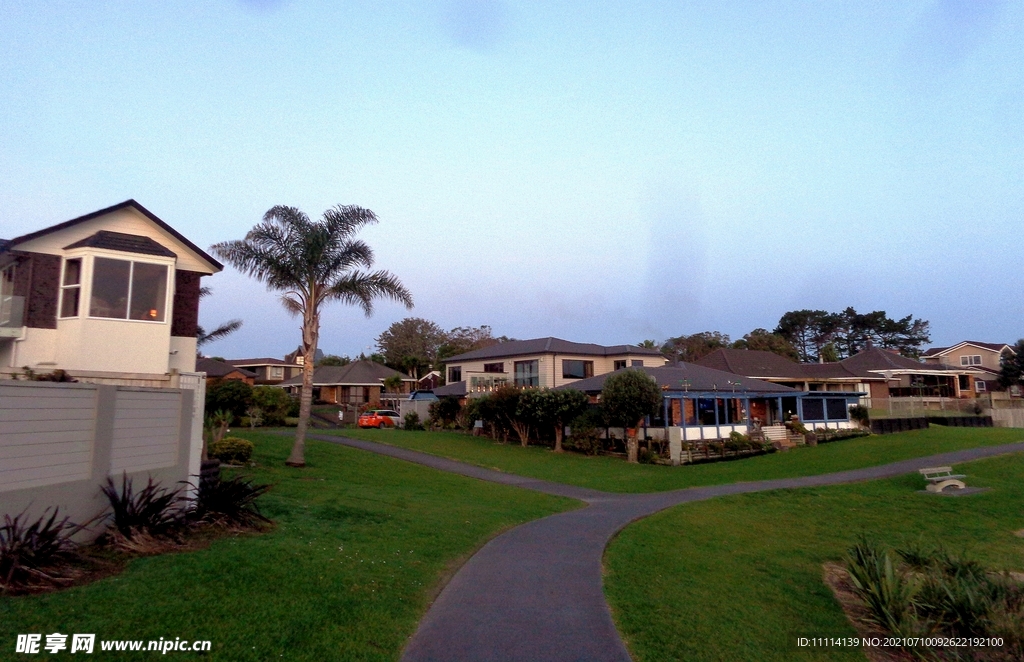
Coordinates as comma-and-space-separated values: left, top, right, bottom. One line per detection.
960, 355, 982, 366
296, 355, 305, 366
614, 360, 626, 370
562, 360, 593, 379
631, 360, 644, 367
483, 362, 505, 373
89, 258, 168, 321
975, 380, 987, 393
826, 398, 848, 420
448, 366, 462, 383
60, 258, 82, 318
1011, 385, 1022, 397
958, 375, 970, 391
269, 366, 284, 379
514, 360, 539, 387
802, 398, 825, 421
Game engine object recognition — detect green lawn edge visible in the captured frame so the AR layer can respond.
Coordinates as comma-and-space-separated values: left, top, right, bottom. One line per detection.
0, 432, 577, 661
329, 426, 1024, 493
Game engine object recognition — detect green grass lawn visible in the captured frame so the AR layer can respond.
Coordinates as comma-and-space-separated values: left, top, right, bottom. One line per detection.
603, 452, 1024, 661
333, 426, 1024, 493
0, 432, 575, 661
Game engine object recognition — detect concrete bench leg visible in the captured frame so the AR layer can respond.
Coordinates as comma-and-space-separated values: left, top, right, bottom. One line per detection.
926, 479, 967, 493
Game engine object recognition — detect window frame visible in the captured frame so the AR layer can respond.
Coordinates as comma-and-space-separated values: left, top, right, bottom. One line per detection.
58, 258, 83, 319
448, 366, 462, 383
84, 254, 171, 324
613, 360, 626, 371
483, 362, 505, 373
975, 380, 987, 393
561, 359, 594, 380
960, 355, 982, 366
269, 366, 284, 379
514, 360, 539, 388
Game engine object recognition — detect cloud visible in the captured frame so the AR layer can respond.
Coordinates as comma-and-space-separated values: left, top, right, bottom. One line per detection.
442, 0, 507, 50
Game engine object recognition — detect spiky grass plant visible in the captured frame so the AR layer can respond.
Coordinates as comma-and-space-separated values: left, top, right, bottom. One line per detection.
100, 473, 186, 542
846, 536, 919, 637
190, 475, 272, 528
0, 508, 80, 594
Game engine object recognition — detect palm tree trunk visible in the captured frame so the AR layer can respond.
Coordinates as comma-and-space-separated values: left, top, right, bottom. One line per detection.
287, 310, 319, 467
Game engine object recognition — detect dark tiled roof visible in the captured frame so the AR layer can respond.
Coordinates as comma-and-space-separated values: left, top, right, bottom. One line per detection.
197, 357, 257, 378
839, 347, 930, 372
921, 346, 949, 357
443, 337, 665, 363
278, 360, 413, 387
64, 231, 177, 258
696, 349, 808, 379
226, 357, 298, 367
556, 364, 797, 395
3, 199, 222, 271
433, 381, 467, 397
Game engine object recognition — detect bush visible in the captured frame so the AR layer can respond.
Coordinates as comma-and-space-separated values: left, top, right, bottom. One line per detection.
429, 396, 463, 428
100, 474, 186, 541
846, 537, 918, 636
209, 437, 254, 465
637, 448, 659, 464
251, 386, 294, 426
566, 412, 603, 455
190, 475, 271, 528
404, 411, 424, 430
206, 380, 253, 424
0, 508, 80, 594
848, 404, 869, 426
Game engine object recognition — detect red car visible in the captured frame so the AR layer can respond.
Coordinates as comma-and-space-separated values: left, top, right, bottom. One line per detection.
358, 409, 401, 429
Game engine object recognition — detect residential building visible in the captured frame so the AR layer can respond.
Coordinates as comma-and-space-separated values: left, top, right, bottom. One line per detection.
442, 337, 667, 395
278, 359, 416, 412
0, 200, 222, 386
224, 357, 302, 385
922, 341, 1018, 396
196, 357, 256, 386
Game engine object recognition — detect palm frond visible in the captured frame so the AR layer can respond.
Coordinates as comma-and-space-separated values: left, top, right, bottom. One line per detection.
327, 270, 414, 316
197, 319, 243, 347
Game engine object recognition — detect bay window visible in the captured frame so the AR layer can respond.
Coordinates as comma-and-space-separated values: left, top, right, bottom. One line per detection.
89, 257, 168, 321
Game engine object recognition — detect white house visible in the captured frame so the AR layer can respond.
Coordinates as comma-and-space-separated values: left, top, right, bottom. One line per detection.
0, 200, 223, 386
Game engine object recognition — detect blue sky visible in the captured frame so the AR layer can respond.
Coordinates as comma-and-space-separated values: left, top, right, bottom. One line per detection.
2, 1, 1021, 359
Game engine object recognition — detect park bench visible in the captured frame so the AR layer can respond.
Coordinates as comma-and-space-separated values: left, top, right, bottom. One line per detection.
919, 466, 967, 493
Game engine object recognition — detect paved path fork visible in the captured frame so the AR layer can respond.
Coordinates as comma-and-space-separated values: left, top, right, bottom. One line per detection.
309, 434, 1024, 662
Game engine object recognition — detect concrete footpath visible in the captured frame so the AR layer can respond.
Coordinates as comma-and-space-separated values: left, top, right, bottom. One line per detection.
310, 434, 1024, 662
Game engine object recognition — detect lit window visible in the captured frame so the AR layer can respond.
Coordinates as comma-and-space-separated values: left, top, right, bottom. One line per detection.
89, 258, 167, 321
515, 360, 539, 387
60, 258, 82, 318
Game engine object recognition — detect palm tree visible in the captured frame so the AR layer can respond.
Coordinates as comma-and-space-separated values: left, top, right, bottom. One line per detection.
212, 205, 413, 467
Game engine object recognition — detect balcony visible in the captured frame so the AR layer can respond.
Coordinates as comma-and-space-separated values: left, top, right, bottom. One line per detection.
0, 295, 25, 338
467, 371, 509, 394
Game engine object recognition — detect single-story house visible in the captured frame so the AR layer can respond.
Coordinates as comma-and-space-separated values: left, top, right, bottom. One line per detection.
196, 357, 256, 386
442, 337, 667, 395
559, 363, 864, 440
278, 359, 416, 410
0, 200, 222, 386
224, 357, 302, 385
696, 347, 985, 405
417, 370, 442, 390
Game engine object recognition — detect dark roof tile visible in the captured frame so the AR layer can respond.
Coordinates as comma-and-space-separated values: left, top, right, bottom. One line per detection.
444, 337, 665, 363
64, 231, 177, 258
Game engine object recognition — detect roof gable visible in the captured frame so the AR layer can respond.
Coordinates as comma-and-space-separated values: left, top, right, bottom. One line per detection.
278, 360, 414, 386
3, 200, 222, 273
925, 341, 1013, 356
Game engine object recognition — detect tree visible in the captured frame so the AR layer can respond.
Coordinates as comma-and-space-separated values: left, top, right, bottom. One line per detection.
731, 328, 799, 360
376, 317, 447, 377
383, 374, 404, 393
774, 310, 836, 362
637, 339, 659, 349
212, 204, 413, 467
206, 380, 253, 424
998, 340, 1024, 390
251, 385, 295, 426
537, 389, 590, 453
661, 332, 731, 363
196, 287, 242, 354
317, 354, 351, 367
437, 325, 501, 362
600, 369, 661, 463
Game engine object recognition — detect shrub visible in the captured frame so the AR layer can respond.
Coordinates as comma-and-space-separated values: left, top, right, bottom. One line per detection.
637, 448, 659, 464
404, 411, 424, 430
429, 396, 463, 428
205, 380, 253, 424
209, 437, 254, 465
101, 474, 186, 541
0, 508, 80, 594
251, 386, 294, 426
190, 475, 271, 528
566, 412, 603, 455
848, 404, 870, 426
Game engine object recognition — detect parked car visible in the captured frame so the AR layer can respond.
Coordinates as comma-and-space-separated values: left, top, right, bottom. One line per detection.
358, 409, 402, 428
